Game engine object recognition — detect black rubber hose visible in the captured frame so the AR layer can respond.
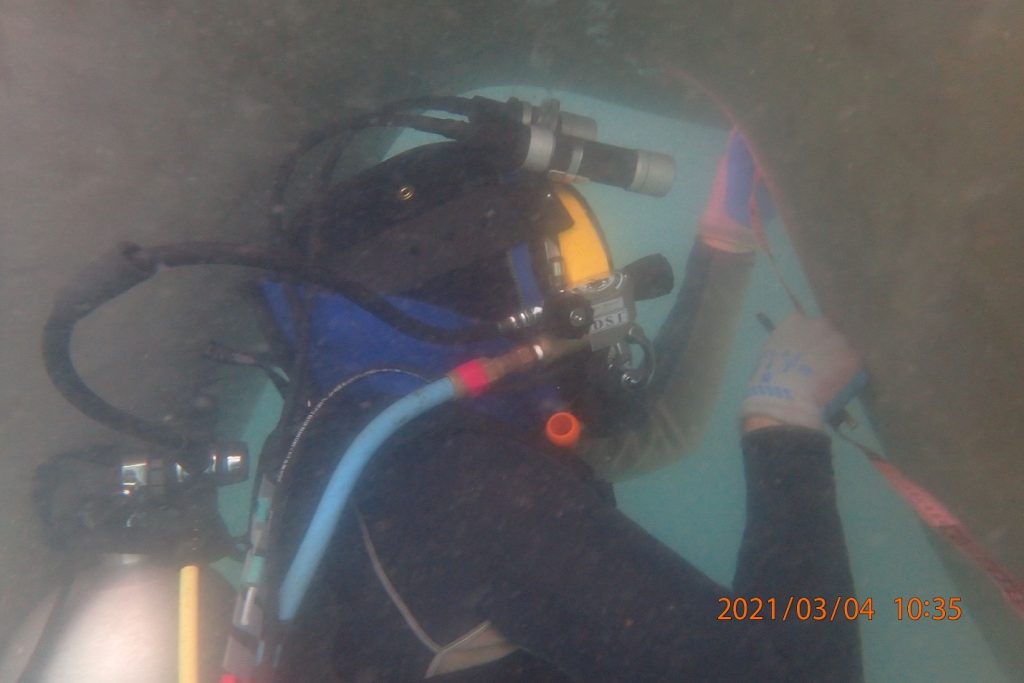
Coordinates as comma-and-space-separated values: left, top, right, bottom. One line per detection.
41, 243, 201, 454
132, 242, 500, 342
270, 96, 474, 235
42, 241, 501, 451
301, 270, 500, 344
133, 242, 500, 343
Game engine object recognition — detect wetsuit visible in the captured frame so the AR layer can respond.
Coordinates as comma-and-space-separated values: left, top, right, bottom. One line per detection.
276, 409, 861, 682
272, 242, 863, 681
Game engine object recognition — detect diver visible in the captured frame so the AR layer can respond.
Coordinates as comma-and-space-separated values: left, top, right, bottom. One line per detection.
265, 126, 865, 682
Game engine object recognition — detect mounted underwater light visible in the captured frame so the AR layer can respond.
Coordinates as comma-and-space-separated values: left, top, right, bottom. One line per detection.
517, 121, 677, 196
499, 96, 599, 139
463, 95, 676, 196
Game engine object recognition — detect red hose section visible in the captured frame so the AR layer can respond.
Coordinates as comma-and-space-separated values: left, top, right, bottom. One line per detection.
450, 359, 491, 397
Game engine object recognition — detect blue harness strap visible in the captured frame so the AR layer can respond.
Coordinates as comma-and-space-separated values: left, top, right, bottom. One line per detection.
261, 249, 563, 425
261, 284, 508, 397
508, 243, 545, 308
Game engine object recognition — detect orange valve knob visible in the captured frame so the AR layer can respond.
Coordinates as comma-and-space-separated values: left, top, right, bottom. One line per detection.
545, 412, 582, 449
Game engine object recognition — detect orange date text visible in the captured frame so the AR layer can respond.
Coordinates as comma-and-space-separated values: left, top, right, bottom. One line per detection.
717, 596, 875, 622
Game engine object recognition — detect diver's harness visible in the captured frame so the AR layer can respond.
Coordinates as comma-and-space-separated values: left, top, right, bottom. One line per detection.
39, 95, 677, 682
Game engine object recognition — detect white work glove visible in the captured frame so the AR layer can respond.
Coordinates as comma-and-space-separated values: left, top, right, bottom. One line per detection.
742, 314, 864, 432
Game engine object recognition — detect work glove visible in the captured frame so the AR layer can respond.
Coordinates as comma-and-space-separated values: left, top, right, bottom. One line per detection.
699, 129, 773, 254
742, 314, 865, 432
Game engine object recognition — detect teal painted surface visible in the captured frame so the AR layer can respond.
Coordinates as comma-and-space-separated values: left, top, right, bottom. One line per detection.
229, 86, 1006, 681
214, 381, 281, 587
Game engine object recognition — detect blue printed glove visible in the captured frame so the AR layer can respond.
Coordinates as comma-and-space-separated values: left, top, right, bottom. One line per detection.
742, 314, 864, 432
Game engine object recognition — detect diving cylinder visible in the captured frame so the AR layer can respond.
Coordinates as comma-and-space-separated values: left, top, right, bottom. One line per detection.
0, 554, 231, 683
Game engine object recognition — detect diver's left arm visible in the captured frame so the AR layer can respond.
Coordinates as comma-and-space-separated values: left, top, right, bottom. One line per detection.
580, 240, 753, 480
580, 131, 762, 481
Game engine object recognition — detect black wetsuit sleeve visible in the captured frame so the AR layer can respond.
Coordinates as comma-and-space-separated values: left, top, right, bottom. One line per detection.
734, 427, 863, 682
415, 426, 862, 682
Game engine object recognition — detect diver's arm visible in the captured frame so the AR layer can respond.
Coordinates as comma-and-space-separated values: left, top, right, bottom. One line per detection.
580, 130, 762, 481
484, 314, 864, 681
580, 239, 754, 480
430, 425, 859, 681
728, 319, 866, 681
733, 424, 863, 681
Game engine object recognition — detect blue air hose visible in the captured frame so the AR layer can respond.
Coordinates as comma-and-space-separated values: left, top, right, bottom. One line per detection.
278, 377, 458, 621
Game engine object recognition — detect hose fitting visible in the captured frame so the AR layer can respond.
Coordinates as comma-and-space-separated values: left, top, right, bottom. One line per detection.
448, 336, 589, 398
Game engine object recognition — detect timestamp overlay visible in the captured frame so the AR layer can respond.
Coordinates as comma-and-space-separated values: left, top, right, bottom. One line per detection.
717, 596, 965, 623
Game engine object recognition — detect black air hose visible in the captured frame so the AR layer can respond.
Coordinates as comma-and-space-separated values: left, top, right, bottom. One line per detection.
270, 96, 474, 236
42, 241, 501, 453
41, 243, 202, 456
134, 242, 501, 343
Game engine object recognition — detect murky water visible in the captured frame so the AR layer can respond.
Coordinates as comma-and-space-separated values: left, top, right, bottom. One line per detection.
1, 3, 1021, 681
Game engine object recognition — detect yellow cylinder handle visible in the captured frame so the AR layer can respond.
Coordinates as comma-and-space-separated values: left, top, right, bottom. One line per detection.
178, 565, 200, 683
